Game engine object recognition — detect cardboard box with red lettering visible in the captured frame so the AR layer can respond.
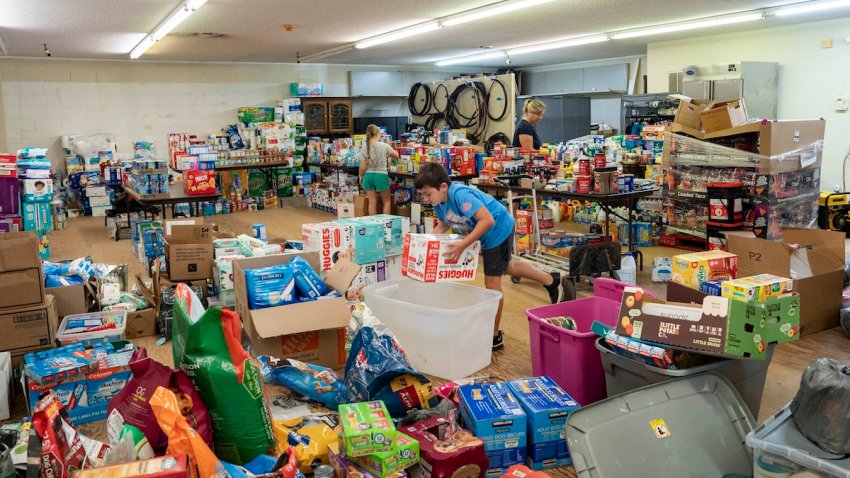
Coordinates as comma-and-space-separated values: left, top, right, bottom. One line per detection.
726, 228, 844, 335
233, 252, 360, 368
302, 222, 353, 272
617, 286, 772, 359
182, 169, 216, 196
401, 234, 480, 283
448, 148, 476, 176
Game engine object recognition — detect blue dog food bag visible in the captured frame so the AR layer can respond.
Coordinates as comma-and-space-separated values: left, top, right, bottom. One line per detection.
245, 264, 296, 309
289, 256, 329, 299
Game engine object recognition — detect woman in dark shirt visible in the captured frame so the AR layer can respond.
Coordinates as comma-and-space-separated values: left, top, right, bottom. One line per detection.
512, 98, 545, 150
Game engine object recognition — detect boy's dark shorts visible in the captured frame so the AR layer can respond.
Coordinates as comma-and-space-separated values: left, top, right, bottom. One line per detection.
482, 235, 513, 276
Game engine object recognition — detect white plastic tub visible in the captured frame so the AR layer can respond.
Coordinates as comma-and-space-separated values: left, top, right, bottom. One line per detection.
364, 278, 502, 380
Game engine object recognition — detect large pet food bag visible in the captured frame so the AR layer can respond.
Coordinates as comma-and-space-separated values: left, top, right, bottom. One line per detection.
172, 283, 276, 464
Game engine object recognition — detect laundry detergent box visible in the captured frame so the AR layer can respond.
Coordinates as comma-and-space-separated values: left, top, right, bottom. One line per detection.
367, 214, 411, 257
339, 401, 398, 457
352, 433, 420, 477
302, 222, 353, 271
337, 218, 386, 265
671, 250, 738, 289
401, 234, 481, 283
506, 376, 580, 444
459, 382, 527, 452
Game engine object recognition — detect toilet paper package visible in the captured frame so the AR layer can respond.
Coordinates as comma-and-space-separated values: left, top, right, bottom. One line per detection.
245, 263, 296, 309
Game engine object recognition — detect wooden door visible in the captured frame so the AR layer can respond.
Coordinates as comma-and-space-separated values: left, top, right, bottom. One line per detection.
303, 99, 328, 134
328, 99, 352, 134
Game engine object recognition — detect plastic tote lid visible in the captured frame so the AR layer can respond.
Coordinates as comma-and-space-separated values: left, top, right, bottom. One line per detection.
566, 373, 755, 478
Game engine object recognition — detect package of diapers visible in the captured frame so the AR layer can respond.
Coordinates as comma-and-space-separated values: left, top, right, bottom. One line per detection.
289, 256, 329, 300
245, 263, 296, 309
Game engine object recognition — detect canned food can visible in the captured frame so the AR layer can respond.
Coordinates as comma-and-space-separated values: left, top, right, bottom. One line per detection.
252, 223, 267, 241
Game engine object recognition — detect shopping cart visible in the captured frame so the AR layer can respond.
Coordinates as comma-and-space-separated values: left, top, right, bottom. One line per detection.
494, 175, 622, 301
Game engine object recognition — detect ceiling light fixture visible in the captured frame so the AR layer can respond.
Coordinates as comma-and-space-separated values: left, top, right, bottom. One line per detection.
507, 34, 609, 55
299, 44, 356, 62
610, 12, 764, 40
435, 50, 507, 66
775, 0, 850, 16
129, 0, 208, 59
355, 22, 441, 49
442, 0, 554, 27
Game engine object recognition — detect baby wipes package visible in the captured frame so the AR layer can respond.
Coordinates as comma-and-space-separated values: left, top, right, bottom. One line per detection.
245, 263, 296, 309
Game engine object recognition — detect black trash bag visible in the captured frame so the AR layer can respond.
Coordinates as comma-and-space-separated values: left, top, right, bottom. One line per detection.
791, 358, 850, 455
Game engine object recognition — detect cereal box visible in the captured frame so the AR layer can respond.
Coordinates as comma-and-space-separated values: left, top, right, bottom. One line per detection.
401, 234, 480, 283
352, 433, 420, 477
671, 251, 738, 289
339, 401, 398, 457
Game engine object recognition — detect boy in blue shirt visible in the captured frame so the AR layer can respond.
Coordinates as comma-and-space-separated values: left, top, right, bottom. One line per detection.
414, 163, 567, 350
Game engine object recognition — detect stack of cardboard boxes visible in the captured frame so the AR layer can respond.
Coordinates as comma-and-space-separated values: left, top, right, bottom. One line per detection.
0, 232, 57, 367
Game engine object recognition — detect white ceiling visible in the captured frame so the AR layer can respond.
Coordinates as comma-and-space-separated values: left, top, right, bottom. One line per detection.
1, 0, 849, 67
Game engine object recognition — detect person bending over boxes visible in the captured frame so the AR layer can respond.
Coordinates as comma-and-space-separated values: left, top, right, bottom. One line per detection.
414, 162, 569, 351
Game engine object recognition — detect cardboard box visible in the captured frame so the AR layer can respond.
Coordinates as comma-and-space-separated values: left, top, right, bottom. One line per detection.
337, 219, 386, 265
671, 96, 715, 130
302, 222, 353, 272
329, 443, 408, 478
21, 178, 54, 203
485, 448, 527, 477
125, 274, 159, 339
618, 286, 770, 359
0, 231, 45, 310
233, 252, 359, 368
354, 195, 369, 217
726, 228, 844, 335
351, 260, 387, 289
0, 295, 56, 358
721, 274, 793, 303
353, 433, 420, 477
339, 401, 398, 457
366, 214, 411, 257
699, 99, 749, 133
69, 454, 190, 478
46, 282, 92, 319
527, 440, 572, 471
671, 251, 738, 289
401, 417, 487, 478
163, 224, 215, 281
338, 202, 355, 219
182, 169, 216, 196
401, 234, 481, 283
458, 382, 528, 452
506, 376, 580, 445
392, 204, 411, 220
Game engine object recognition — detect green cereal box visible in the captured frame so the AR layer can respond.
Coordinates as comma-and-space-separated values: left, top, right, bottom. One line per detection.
353, 433, 420, 478
339, 401, 398, 457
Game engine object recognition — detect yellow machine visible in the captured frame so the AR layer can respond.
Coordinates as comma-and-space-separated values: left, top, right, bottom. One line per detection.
818, 191, 850, 234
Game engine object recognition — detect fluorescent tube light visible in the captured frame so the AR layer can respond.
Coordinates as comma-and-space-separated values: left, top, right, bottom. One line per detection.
611, 13, 764, 40
507, 34, 609, 55
130, 35, 156, 60
775, 0, 850, 16
129, 0, 207, 59
442, 0, 554, 27
435, 50, 507, 66
355, 22, 440, 49
152, 6, 193, 40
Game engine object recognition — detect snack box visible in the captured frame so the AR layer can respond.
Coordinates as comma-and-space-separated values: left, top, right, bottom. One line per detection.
400, 416, 487, 478
506, 376, 580, 444
401, 234, 481, 283
352, 433, 420, 478
69, 454, 190, 477
672, 251, 738, 289
339, 401, 398, 457
721, 274, 793, 303
458, 382, 527, 452
329, 443, 407, 478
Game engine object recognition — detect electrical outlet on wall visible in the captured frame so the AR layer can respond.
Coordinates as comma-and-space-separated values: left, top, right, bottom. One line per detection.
836, 95, 849, 112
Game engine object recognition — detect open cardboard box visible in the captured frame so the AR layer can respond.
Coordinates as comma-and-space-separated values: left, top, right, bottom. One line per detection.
47, 280, 97, 320
699, 99, 748, 133
163, 223, 217, 281
668, 94, 716, 130
617, 286, 772, 359
0, 231, 45, 310
233, 251, 360, 368
125, 274, 159, 339
725, 228, 844, 335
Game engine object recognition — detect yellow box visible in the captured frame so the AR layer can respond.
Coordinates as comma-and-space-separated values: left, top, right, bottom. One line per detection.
721, 274, 793, 303
671, 251, 739, 289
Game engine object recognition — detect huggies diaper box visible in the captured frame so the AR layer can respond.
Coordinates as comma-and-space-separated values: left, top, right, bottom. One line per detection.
401, 234, 480, 283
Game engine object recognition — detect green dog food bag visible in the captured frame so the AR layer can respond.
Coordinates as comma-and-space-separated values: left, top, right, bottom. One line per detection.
172, 283, 277, 465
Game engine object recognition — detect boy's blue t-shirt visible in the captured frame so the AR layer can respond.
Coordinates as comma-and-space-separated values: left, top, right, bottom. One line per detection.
435, 182, 514, 250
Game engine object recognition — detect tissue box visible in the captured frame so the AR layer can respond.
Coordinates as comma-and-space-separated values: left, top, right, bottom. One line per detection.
402, 234, 480, 283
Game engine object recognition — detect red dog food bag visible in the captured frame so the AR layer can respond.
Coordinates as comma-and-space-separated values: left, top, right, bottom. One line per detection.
107, 347, 213, 455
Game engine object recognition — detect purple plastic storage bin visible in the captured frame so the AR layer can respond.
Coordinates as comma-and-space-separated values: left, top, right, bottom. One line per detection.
525, 279, 656, 406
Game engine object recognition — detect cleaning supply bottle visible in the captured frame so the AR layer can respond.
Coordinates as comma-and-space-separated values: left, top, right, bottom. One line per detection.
618, 252, 637, 285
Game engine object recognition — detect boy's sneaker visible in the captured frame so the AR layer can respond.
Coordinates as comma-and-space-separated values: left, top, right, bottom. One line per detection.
492, 330, 504, 351
544, 272, 564, 304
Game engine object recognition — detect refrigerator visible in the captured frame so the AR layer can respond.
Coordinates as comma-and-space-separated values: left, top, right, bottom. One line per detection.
680, 61, 778, 120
